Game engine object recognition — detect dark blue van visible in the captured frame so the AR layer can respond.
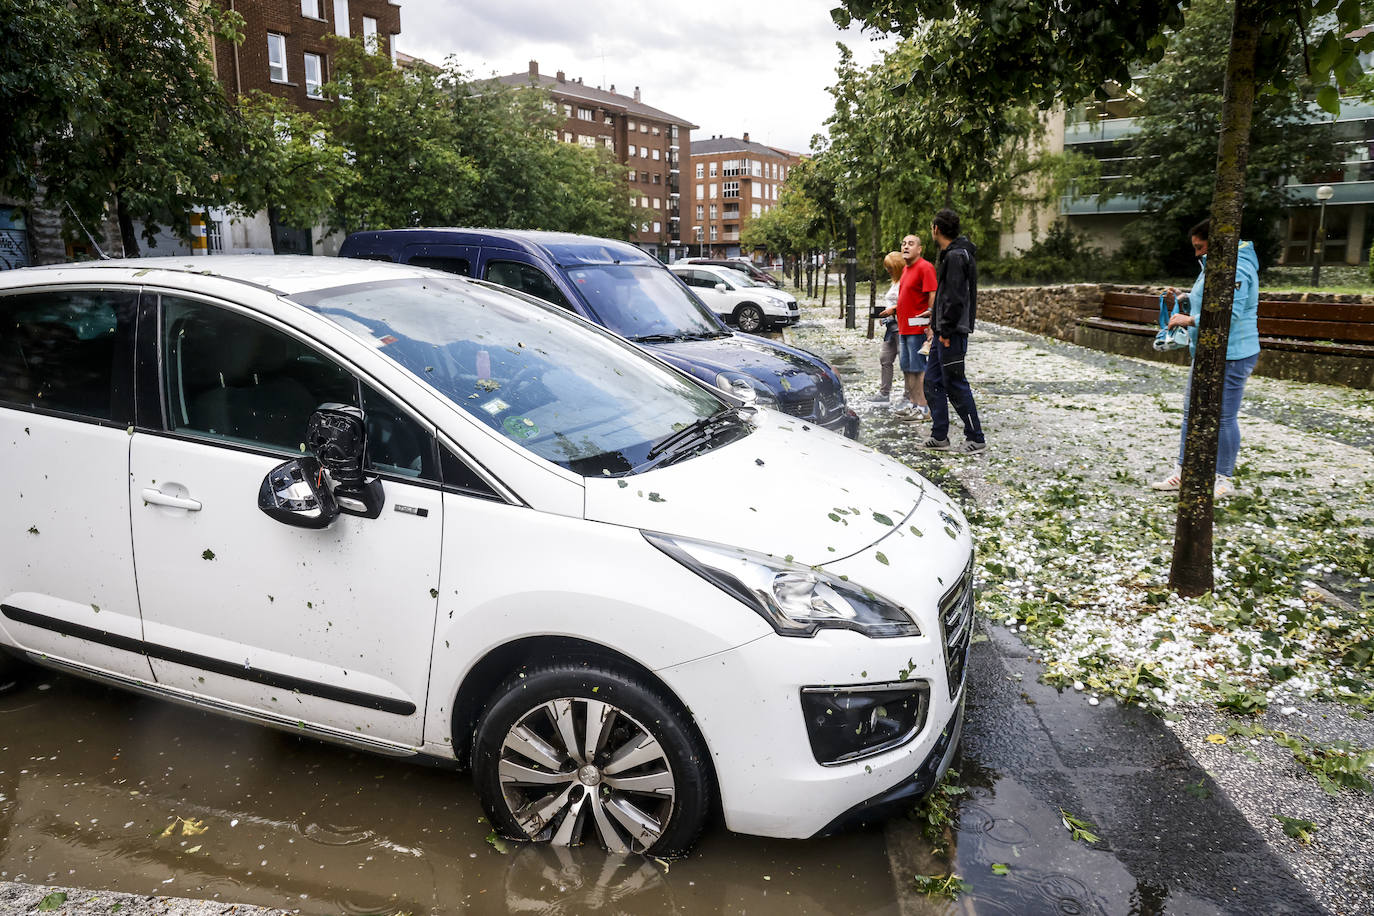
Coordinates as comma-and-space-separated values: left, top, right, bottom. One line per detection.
338, 229, 859, 438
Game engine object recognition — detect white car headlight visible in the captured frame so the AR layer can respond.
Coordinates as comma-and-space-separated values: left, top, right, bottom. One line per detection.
714, 372, 778, 408
645, 533, 919, 638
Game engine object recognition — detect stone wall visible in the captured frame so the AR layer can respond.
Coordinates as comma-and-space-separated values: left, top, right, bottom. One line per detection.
978, 284, 1106, 342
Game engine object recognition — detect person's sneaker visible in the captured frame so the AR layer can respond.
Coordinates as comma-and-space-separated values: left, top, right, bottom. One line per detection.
1214, 475, 1235, 499
961, 440, 988, 454
899, 408, 926, 422
1151, 468, 1182, 491
891, 406, 916, 419
868, 392, 891, 403
923, 436, 951, 450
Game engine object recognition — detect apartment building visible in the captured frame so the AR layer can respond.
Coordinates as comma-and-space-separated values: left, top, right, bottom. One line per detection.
687, 135, 801, 260
496, 62, 695, 260
1009, 88, 1374, 266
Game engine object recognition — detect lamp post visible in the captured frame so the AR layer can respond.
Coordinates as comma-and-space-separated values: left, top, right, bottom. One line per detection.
1312, 184, 1334, 287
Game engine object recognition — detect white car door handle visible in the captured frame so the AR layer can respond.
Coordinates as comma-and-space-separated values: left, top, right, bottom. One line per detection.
141, 488, 202, 512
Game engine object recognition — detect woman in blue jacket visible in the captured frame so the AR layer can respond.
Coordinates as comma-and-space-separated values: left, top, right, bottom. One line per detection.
1151, 220, 1261, 499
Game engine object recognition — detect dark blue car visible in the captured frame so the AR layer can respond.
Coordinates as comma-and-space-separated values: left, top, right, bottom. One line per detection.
338, 229, 858, 438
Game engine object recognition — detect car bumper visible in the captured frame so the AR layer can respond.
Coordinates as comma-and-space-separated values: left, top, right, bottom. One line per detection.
655, 628, 965, 839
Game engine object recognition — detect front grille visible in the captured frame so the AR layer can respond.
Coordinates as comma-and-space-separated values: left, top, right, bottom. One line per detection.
780, 398, 815, 418
938, 559, 975, 698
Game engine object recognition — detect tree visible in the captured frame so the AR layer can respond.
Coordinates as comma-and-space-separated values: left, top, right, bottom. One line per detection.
2, 0, 249, 255
834, 0, 1372, 595
1114, 0, 1340, 275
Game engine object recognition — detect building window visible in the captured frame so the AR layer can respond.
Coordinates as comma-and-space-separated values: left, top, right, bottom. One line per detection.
651, 174, 661, 184
653, 221, 662, 233
577, 107, 594, 121
640, 196, 649, 207
709, 183, 717, 199
563, 131, 574, 143
651, 126, 660, 135
651, 149, 660, 160
563, 104, 572, 117
695, 183, 703, 198
579, 135, 596, 148
641, 222, 650, 232
640, 147, 648, 158
206, 219, 223, 252
723, 181, 739, 199
709, 204, 717, 219
301, 0, 322, 18
640, 124, 648, 133
267, 33, 288, 82
332, 0, 350, 37
710, 225, 718, 241
653, 198, 661, 209
752, 161, 763, 177
695, 163, 704, 179
362, 15, 379, 51
303, 52, 324, 98
628, 145, 637, 156
709, 162, 718, 178
695, 205, 704, 219
627, 120, 636, 131
722, 159, 741, 176
602, 136, 613, 149
752, 203, 762, 218
628, 169, 637, 182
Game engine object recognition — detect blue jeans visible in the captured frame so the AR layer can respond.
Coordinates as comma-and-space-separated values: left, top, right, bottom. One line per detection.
924, 334, 984, 443
898, 334, 927, 373
1178, 353, 1258, 476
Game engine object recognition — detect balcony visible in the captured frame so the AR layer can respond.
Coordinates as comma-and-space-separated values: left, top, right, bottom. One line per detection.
723, 208, 740, 220
1064, 117, 1140, 145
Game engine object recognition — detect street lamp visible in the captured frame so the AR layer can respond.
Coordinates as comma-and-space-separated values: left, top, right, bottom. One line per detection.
1313, 184, 1335, 287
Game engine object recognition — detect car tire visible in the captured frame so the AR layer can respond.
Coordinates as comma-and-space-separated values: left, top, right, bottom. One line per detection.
734, 303, 765, 334
472, 661, 712, 857
0, 650, 27, 694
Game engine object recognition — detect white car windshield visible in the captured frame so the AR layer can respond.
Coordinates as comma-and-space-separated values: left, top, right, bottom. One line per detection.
296, 278, 746, 476
568, 264, 729, 341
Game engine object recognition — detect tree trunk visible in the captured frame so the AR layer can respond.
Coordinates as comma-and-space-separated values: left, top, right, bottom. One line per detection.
116, 190, 138, 257
867, 187, 881, 339
1169, 0, 1261, 597
821, 255, 830, 309
794, 254, 801, 290
943, 171, 955, 209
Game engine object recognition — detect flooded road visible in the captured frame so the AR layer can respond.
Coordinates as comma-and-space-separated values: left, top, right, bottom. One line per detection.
0, 673, 901, 915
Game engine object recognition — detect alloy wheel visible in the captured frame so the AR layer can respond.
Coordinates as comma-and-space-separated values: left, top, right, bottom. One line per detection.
496, 696, 676, 853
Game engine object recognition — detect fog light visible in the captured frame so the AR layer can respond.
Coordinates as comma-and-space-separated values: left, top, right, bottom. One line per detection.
800, 682, 929, 766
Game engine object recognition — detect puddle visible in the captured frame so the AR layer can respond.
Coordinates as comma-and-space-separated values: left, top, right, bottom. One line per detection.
0, 674, 898, 915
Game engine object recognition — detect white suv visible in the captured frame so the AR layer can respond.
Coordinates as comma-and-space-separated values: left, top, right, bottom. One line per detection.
0, 257, 971, 856
670, 264, 799, 333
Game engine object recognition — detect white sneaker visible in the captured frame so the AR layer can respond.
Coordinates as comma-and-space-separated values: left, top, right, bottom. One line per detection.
1214, 475, 1234, 499
1151, 468, 1181, 492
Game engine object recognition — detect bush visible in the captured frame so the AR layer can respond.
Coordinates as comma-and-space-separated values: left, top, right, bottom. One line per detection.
982, 223, 1113, 283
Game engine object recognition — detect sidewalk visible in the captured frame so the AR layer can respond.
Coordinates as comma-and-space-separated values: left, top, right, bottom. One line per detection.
784, 296, 1374, 914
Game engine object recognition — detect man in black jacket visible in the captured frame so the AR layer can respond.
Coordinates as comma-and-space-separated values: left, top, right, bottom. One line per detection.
924, 208, 987, 453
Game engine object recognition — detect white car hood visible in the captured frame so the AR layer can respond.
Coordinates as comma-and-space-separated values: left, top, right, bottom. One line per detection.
583, 410, 964, 566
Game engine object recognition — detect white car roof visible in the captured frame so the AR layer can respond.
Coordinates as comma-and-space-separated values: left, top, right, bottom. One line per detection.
0, 255, 436, 297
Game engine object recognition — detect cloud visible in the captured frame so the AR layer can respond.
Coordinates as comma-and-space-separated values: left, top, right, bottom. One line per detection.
394, 0, 894, 152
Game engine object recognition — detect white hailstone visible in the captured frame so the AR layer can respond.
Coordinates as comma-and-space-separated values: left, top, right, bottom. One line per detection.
1281, 706, 1298, 716
1088, 697, 1100, 706
1073, 681, 1085, 691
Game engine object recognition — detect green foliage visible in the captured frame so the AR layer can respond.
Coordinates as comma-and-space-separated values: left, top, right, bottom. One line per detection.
2, 0, 250, 254
982, 223, 1114, 283
911, 873, 970, 899
1112, 0, 1340, 275
1059, 808, 1101, 844
906, 772, 966, 855
1273, 814, 1317, 844
1271, 732, 1374, 795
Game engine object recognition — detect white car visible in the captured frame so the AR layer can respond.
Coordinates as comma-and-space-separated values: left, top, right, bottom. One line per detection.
670, 264, 799, 333
0, 257, 972, 856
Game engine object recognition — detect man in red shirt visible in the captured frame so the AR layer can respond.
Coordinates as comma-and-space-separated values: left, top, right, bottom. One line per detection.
894, 233, 936, 420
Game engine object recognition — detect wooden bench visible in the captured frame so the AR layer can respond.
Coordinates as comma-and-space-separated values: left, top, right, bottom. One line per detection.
1075, 290, 1374, 387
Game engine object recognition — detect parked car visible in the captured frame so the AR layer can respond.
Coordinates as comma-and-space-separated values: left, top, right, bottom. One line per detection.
339, 229, 857, 438
0, 257, 972, 856
669, 264, 799, 333
682, 257, 783, 288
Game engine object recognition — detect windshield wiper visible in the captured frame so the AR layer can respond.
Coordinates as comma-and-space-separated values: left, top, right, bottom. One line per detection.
629, 333, 685, 343
639, 407, 748, 470
677, 331, 729, 341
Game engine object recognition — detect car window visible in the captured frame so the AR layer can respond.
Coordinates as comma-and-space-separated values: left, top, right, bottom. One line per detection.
0, 289, 135, 422
161, 295, 357, 453
439, 444, 500, 499
361, 383, 438, 481
408, 256, 470, 276
297, 278, 737, 476
484, 260, 572, 310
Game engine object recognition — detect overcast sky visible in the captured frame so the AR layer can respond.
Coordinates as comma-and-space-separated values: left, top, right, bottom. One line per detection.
393, 0, 895, 154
